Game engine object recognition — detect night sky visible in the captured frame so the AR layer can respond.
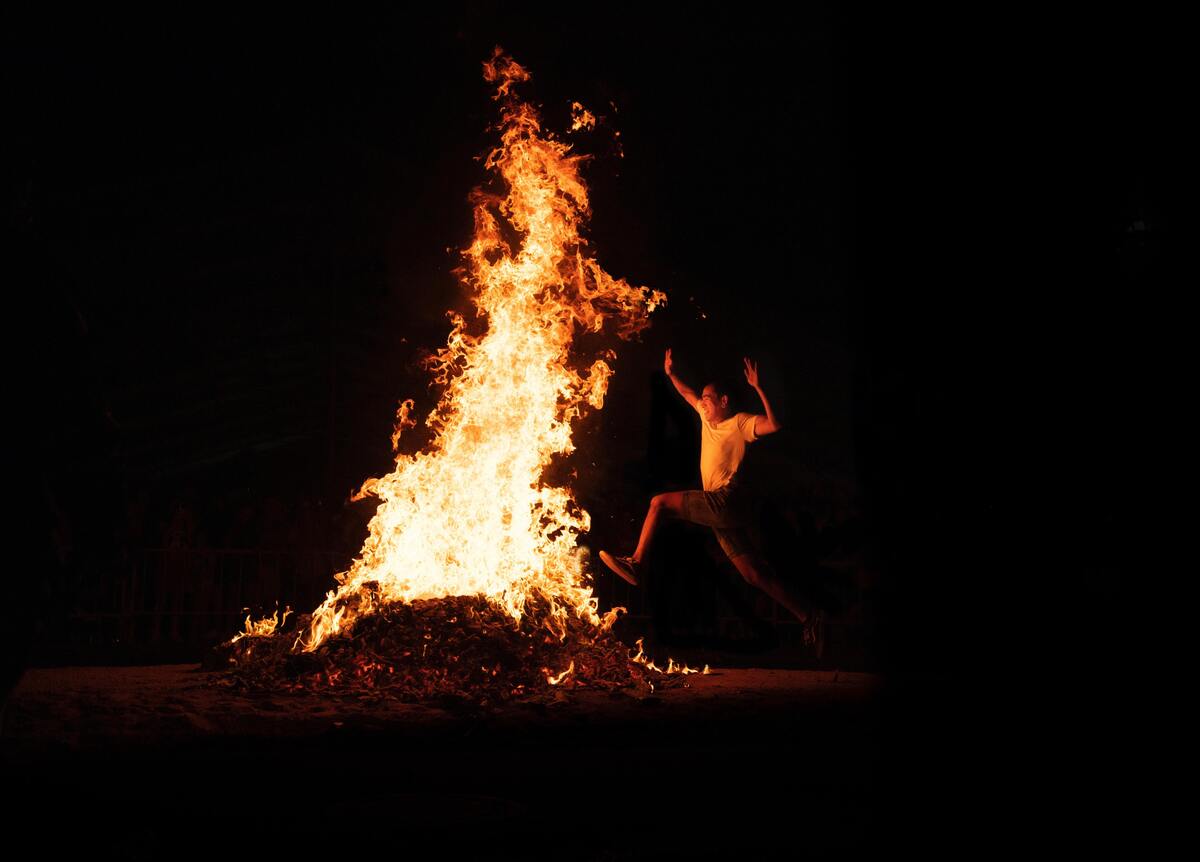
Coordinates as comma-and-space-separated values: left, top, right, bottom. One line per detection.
9, 1, 1163, 694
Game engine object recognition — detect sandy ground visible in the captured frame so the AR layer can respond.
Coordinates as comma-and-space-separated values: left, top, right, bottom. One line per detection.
3, 664, 876, 754
2, 665, 883, 857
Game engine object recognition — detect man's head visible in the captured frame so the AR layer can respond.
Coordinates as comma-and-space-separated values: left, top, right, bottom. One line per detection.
698, 381, 733, 423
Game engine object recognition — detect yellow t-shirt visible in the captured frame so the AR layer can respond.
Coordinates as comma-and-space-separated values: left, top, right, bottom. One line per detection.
695, 402, 758, 491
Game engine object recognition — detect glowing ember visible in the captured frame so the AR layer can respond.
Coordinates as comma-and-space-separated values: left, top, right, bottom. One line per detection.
296, 49, 663, 652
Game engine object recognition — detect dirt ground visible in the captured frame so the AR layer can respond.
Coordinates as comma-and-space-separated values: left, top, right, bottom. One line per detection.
2, 664, 885, 857
3, 664, 877, 753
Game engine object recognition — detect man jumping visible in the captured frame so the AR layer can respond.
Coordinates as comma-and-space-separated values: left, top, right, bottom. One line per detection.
600, 349, 818, 631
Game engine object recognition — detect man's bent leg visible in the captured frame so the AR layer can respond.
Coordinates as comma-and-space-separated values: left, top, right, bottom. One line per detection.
729, 553, 811, 625
632, 491, 688, 563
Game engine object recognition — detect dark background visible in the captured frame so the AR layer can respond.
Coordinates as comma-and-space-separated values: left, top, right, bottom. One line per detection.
5, 2, 1165, 842
9, 4, 860, 655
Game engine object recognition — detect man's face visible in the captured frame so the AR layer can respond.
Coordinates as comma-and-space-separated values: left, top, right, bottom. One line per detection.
699, 385, 728, 422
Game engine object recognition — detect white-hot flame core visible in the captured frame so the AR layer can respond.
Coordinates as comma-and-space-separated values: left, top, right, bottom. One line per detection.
297, 51, 664, 652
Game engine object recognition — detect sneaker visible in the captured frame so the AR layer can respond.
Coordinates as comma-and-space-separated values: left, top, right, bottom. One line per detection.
598, 550, 640, 586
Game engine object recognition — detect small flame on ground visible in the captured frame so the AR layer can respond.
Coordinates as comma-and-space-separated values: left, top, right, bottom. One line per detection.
629, 638, 702, 676
231, 606, 292, 643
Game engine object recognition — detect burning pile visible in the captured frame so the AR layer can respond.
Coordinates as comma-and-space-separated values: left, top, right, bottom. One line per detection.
212, 596, 675, 703
211, 51, 702, 700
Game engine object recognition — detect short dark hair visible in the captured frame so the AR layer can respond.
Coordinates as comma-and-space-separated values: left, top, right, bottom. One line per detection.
706, 378, 742, 409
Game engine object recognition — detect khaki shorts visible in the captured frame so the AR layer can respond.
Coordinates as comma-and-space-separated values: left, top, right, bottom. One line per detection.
679, 481, 761, 561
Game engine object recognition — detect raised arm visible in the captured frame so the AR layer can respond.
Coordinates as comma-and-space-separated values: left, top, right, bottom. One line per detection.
664, 349, 699, 408
743, 357, 782, 436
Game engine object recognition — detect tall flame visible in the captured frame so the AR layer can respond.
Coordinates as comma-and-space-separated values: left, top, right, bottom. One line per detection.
298, 50, 664, 652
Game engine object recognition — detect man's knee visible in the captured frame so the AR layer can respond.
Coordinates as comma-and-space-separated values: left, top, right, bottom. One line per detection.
649, 493, 681, 516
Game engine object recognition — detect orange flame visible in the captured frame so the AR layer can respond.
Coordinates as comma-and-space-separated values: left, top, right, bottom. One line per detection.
570, 102, 596, 132
296, 50, 664, 653
629, 638, 703, 676
231, 606, 292, 643
546, 660, 576, 685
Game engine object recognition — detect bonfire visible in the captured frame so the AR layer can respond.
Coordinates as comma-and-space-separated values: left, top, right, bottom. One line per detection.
211, 50, 707, 701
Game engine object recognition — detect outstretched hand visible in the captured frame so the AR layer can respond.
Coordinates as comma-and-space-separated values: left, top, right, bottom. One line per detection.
743, 357, 759, 388
664, 348, 675, 377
